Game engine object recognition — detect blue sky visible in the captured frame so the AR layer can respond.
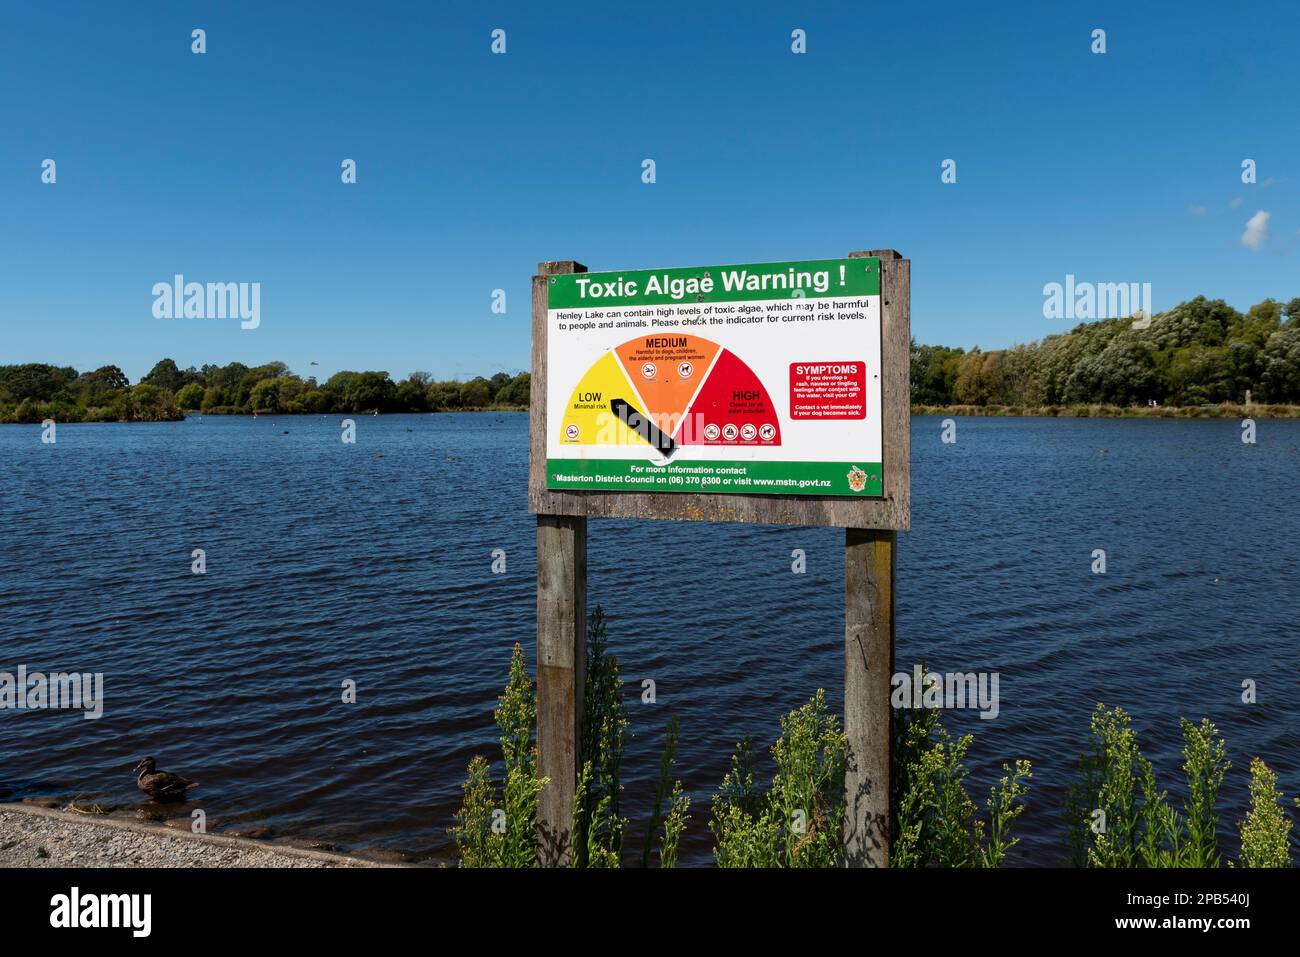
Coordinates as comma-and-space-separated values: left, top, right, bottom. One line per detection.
2, 0, 1297, 383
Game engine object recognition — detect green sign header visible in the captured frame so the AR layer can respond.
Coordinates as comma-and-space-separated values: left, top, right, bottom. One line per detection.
548, 257, 880, 309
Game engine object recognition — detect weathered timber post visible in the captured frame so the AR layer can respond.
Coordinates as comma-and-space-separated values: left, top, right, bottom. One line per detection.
844, 526, 895, 866
535, 512, 586, 865
843, 248, 908, 867
532, 260, 588, 866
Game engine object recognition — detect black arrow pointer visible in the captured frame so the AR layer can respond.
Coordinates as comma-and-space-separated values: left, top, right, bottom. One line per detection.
610, 398, 678, 460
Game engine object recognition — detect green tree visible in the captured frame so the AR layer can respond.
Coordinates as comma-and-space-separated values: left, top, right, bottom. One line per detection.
11, 397, 42, 423
249, 377, 285, 412
342, 371, 397, 412
297, 388, 331, 413
75, 364, 129, 391
199, 386, 225, 411
952, 349, 1003, 405
1246, 299, 1283, 328
1283, 297, 1300, 326
910, 342, 964, 405
115, 382, 180, 422
208, 362, 249, 391
426, 381, 462, 410
1260, 326, 1300, 402
1068, 339, 1160, 405
494, 372, 531, 407
142, 358, 182, 393
175, 382, 205, 409
1150, 297, 1242, 351
0, 363, 78, 403
396, 374, 431, 412
459, 377, 492, 409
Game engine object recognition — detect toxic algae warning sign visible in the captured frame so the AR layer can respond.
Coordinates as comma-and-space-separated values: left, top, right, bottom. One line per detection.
546, 257, 883, 496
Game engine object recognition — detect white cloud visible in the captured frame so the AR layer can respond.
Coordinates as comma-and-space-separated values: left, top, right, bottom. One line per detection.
1188, 205, 1208, 216
1241, 210, 1271, 250
1229, 196, 1244, 209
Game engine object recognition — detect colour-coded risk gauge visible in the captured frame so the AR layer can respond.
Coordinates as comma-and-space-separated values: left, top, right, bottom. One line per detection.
558, 334, 781, 457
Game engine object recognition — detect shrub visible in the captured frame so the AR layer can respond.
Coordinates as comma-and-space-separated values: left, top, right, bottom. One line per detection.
892, 678, 1031, 867
641, 715, 690, 868
1238, 758, 1293, 868
449, 643, 547, 867
711, 690, 847, 867
1067, 705, 1230, 868
1182, 717, 1229, 867
452, 608, 689, 868
570, 607, 629, 867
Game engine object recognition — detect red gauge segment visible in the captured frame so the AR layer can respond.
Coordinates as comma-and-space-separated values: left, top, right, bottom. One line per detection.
679, 349, 781, 447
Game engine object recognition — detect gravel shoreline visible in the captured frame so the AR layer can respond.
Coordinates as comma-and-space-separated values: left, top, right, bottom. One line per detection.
0, 804, 387, 868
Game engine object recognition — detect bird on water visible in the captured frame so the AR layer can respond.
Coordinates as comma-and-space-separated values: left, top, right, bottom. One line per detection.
133, 757, 197, 801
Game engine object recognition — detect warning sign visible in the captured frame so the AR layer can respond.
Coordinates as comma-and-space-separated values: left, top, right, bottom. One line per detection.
545, 258, 884, 497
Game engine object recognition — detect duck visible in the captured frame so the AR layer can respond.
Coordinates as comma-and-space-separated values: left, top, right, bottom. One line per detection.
133, 757, 197, 802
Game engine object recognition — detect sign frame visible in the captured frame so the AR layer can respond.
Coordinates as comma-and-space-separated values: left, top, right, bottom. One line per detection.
528, 250, 910, 530
528, 249, 909, 868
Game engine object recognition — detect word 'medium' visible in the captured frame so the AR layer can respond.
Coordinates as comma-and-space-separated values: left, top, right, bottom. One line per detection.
573, 266, 839, 301
152, 274, 260, 329
0, 665, 103, 720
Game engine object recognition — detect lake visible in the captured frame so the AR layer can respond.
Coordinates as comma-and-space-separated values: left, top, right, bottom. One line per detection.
1, 413, 1297, 865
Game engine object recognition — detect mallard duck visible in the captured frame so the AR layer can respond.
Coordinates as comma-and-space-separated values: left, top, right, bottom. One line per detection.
133, 757, 197, 802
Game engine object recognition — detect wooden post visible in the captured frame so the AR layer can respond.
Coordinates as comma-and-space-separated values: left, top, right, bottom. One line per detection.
532, 260, 589, 866
843, 248, 903, 868
844, 527, 895, 867
535, 513, 586, 866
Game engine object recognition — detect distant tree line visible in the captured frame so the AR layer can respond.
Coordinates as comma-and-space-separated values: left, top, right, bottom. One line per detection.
4, 295, 1299, 424
913, 296, 1300, 408
0, 360, 531, 423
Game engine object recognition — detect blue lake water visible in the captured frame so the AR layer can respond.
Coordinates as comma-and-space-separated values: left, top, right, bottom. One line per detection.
1, 413, 1297, 865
